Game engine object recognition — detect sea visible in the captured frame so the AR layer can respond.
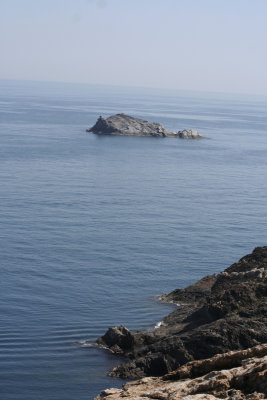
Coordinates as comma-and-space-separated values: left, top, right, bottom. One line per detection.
0, 80, 266, 400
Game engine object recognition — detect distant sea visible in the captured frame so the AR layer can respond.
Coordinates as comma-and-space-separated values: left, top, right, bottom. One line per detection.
0, 80, 267, 400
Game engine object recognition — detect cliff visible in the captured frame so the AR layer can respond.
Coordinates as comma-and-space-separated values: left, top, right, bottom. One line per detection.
87, 114, 205, 139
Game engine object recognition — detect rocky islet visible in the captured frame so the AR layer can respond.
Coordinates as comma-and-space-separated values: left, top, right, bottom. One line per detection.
87, 113, 205, 139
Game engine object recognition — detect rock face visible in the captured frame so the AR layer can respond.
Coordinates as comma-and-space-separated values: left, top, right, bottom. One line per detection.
87, 114, 205, 139
96, 247, 267, 381
95, 344, 267, 399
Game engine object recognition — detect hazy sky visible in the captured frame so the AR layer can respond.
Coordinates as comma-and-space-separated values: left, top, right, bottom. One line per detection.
1, 0, 267, 94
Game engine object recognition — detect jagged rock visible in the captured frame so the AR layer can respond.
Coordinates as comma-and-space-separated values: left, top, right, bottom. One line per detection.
96, 247, 267, 379
96, 326, 134, 354
160, 274, 217, 305
94, 344, 267, 399
108, 317, 267, 379
87, 114, 171, 137
164, 343, 267, 381
87, 114, 205, 139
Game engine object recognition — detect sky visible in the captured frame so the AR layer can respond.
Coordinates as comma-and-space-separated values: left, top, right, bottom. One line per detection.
1, 0, 267, 95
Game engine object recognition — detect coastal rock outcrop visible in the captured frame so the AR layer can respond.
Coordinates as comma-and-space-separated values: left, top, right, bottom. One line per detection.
159, 274, 217, 305
96, 247, 267, 380
87, 114, 205, 139
95, 344, 267, 399
96, 326, 134, 354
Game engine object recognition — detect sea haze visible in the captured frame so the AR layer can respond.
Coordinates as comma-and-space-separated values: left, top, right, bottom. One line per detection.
0, 80, 267, 399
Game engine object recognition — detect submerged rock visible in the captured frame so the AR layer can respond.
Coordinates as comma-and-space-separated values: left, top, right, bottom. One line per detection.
87, 113, 205, 139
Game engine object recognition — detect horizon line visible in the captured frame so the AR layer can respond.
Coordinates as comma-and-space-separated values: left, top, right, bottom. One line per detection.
1, 77, 267, 100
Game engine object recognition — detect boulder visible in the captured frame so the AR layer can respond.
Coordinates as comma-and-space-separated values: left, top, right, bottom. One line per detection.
178, 129, 204, 139
96, 325, 134, 354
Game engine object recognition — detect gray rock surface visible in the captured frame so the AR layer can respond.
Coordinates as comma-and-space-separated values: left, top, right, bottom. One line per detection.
87, 114, 205, 139
178, 129, 204, 139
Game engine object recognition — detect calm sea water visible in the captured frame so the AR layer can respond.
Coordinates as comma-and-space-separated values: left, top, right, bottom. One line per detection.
0, 80, 267, 400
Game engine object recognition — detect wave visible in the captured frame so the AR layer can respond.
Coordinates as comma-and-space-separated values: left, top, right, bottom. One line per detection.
74, 340, 94, 348
155, 321, 164, 329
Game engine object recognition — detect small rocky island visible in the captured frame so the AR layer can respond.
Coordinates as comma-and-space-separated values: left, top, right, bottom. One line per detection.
87, 113, 205, 139
94, 246, 267, 399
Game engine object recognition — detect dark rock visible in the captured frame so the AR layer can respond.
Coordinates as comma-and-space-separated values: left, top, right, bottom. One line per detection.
96, 246, 267, 379
225, 246, 267, 274
96, 326, 134, 354
95, 344, 267, 399
160, 274, 217, 305
163, 343, 267, 381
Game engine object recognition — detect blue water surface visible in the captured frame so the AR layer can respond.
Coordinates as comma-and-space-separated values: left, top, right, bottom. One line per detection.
0, 80, 267, 399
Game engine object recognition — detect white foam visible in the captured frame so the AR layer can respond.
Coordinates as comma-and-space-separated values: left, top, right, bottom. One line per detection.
76, 340, 93, 347
171, 301, 181, 306
155, 321, 163, 329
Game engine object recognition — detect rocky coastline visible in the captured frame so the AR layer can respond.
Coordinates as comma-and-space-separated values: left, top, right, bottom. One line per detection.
94, 246, 267, 399
87, 113, 205, 139
96, 345, 267, 399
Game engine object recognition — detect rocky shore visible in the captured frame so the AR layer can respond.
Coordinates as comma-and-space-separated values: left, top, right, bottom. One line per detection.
87, 114, 205, 139
94, 246, 267, 399
96, 344, 267, 399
